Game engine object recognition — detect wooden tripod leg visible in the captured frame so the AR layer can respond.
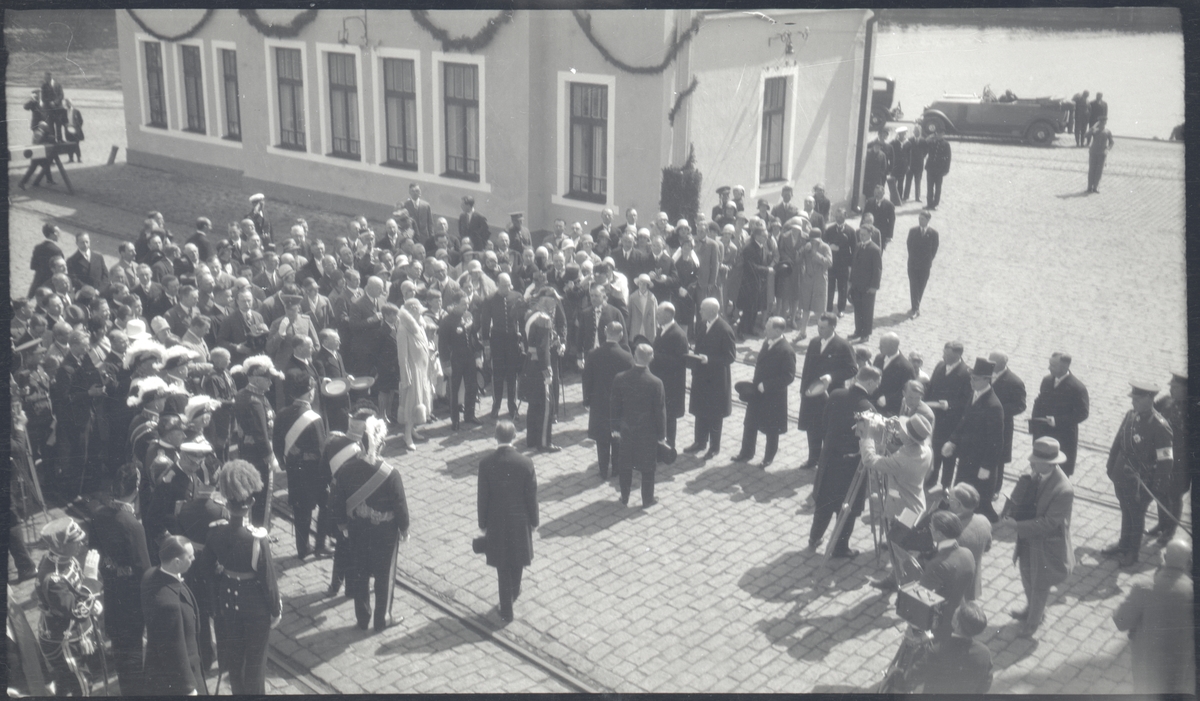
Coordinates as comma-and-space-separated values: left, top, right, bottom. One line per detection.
54, 156, 74, 194
821, 458, 868, 569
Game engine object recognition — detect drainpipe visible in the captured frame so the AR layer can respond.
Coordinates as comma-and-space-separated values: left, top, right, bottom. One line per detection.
851, 12, 876, 212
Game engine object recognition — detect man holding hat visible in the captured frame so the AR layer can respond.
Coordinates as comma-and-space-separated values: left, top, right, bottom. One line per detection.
863, 183, 896, 250
246, 192, 272, 244
1000, 436, 1075, 638
274, 370, 329, 559
141, 535, 206, 695
942, 357, 1006, 522
506, 212, 532, 255
522, 290, 562, 452
35, 516, 104, 696
925, 341, 972, 488
1102, 380, 1174, 568
1149, 371, 1189, 544
735, 317, 796, 469
234, 355, 284, 527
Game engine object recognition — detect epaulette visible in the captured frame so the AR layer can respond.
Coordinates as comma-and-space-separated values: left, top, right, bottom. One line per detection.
246, 525, 268, 539
210, 519, 228, 528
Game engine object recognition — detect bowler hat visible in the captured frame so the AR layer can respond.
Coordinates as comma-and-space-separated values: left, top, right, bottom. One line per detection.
734, 381, 758, 402
1029, 436, 1067, 464
656, 440, 678, 465
969, 357, 995, 376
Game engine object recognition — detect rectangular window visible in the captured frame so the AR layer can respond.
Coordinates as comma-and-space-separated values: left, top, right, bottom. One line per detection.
275, 47, 306, 150
382, 57, 417, 169
760, 76, 786, 183
327, 53, 359, 159
567, 83, 608, 203
144, 42, 167, 128
221, 49, 241, 140
443, 62, 479, 181
180, 45, 206, 134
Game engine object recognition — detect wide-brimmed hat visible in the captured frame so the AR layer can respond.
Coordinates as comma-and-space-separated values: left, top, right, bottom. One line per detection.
1029, 436, 1067, 465
124, 318, 152, 341
905, 414, 932, 442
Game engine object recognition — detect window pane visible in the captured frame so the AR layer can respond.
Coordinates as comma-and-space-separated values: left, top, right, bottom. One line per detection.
567, 82, 608, 200
182, 45, 205, 133
221, 50, 241, 138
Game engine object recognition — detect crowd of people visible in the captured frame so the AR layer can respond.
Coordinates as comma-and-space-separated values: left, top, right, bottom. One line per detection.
8, 166, 1190, 695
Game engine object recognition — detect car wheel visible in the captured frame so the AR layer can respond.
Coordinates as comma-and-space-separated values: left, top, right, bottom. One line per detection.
1026, 121, 1055, 146
922, 115, 949, 136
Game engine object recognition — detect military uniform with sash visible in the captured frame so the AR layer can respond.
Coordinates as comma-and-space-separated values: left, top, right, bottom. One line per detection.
1105, 385, 1174, 563
143, 459, 199, 563
1151, 378, 1190, 541
331, 451, 409, 632
320, 432, 360, 595
274, 398, 328, 558
195, 513, 280, 696
521, 310, 556, 450
234, 384, 277, 527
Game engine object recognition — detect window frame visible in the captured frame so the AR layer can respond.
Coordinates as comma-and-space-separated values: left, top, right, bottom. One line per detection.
142, 39, 168, 129
373, 47, 424, 174
566, 82, 610, 204
759, 75, 787, 184
752, 67, 800, 196
553, 70, 615, 211
325, 51, 361, 160
430, 51, 487, 187
211, 41, 242, 142
441, 61, 480, 181
381, 56, 419, 170
177, 41, 207, 135
274, 46, 307, 151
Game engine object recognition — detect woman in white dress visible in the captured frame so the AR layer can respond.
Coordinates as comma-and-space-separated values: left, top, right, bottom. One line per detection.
386, 299, 435, 450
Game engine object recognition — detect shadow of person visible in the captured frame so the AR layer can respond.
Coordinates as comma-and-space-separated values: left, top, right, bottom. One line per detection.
685, 460, 815, 504
873, 311, 912, 330
537, 465, 608, 502
1055, 190, 1093, 199
537, 498, 646, 538
372, 614, 491, 657
440, 448, 497, 480
760, 591, 900, 662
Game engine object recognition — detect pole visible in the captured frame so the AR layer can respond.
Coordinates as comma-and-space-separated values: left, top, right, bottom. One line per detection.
53, 154, 74, 194
107, 145, 119, 165
822, 458, 869, 570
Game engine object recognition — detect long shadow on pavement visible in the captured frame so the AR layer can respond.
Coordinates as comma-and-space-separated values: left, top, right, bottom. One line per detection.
373, 614, 491, 657
441, 448, 496, 479
1055, 189, 1093, 199
761, 589, 900, 662
538, 465, 607, 502
684, 461, 813, 504
873, 311, 912, 330
538, 498, 646, 538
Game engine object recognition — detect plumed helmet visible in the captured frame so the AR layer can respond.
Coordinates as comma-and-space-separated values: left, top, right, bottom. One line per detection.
241, 354, 284, 379
124, 338, 167, 370
128, 375, 171, 407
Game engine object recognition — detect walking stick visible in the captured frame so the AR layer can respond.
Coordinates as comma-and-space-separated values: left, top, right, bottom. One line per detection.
387, 533, 402, 626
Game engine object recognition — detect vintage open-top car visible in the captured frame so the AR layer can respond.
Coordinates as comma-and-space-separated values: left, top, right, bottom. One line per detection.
920, 86, 1072, 146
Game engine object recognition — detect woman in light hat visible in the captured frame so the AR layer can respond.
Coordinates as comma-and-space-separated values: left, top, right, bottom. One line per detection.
627, 273, 658, 346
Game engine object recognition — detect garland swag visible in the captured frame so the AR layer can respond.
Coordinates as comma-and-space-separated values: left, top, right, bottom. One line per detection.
573, 11, 704, 75
125, 9, 215, 43
411, 10, 514, 53
668, 76, 700, 127
238, 9, 319, 39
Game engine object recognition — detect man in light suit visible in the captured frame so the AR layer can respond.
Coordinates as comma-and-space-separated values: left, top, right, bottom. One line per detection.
684, 298, 736, 460
1030, 352, 1089, 477
402, 183, 433, 246
583, 322, 633, 480
872, 332, 915, 417
942, 358, 1006, 522
1000, 437, 1074, 638
649, 302, 688, 448
988, 351, 1026, 486
611, 344, 666, 507
797, 312, 857, 469
66, 231, 109, 292
735, 317, 796, 469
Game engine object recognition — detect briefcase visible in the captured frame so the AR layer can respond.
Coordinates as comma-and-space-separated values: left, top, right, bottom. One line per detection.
895, 582, 944, 632
472, 535, 488, 555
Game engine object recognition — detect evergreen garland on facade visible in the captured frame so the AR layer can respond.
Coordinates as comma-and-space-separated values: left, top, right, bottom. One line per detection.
411, 10, 515, 53
573, 11, 704, 76
125, 9, 215, 43
668, 76, 700, 127
238, 9, 319, 39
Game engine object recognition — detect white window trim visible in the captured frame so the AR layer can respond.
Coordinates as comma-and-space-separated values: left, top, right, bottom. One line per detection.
264, 38, 312, 159
209, 39, 243, 146
315, 42, 366, 161
134, 33, 167, 130
372, 46, 424, 173
174, 39, 208, 136
431, 51, 488, 190
751, 65, 801, 199
552, 70, 616, 211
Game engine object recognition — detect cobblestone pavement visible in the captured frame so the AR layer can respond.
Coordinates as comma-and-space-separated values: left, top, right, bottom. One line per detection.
8, 102, 1191, 694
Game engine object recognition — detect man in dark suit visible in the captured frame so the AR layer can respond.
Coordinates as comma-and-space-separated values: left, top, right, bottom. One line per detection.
346, 276, 387, 375
872, 332, 916, 417
911, 602, 993, 693
590, 207, 615, 253
848, 227, 881, 342
314, 329, 351, 432
926, 341, 972, 488
904, 124, 927, 202
685, 298, 737, 460
458, 195, 490, 253
402, 183, 434, 245
141, 536, 207, 695
797, 312, 857, 469
924, 128, 952, 209
66, 231, 109, 292
735, 317, 796, 469
824, 209, 854, 317
888, 127, 909, 205
583, 321, 633, 479
1072, 90, 1091, 147
611, 344, 667, 507
28, 223, 65, 297
918, 511, 977, 642
809, 365, 880, 557
942, 358, 1006, 522
578, 283, 628, 354
186, 217, 214, 263
862, 183, 896, 250
649, 302, 688, 448
906, 209, 940, 318
1030, 352, 1090, 477
477, 420, 539, 623
437, 288, 484, 431
217, 287, 267, 365
522, 291, 561, 452
988, 351, 1026, 484
1000, 437, 1075, 638
52, 329, 103, 501
478, 274, 525, 420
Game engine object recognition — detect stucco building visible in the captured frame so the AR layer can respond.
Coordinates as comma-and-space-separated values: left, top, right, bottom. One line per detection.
117, 8, 876, 237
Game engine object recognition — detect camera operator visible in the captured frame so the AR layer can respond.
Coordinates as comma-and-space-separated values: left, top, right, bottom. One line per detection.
908, 601, 994, 693
858, 412, 933, 591
918, 511, 975, 642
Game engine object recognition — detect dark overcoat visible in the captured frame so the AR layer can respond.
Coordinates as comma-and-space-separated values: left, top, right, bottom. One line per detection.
582, 342, 633, 439
798, 333, 857, 431
649, 321, 688, 419
477, 446, 539, 569
744, 338, 796, 434
813, 384, 874, 506
611, 366, 666, 471
141, 567, 207, 695
949, 387, 1006, 491
688, 317, 736, 419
